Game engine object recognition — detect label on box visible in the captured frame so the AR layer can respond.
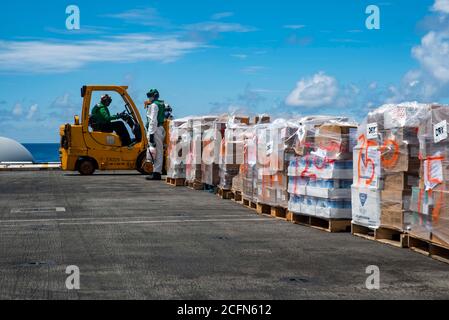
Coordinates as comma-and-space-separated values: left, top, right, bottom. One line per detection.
434, 120, 447, 143
351, 187, 381, 228
424, 155, 443, 190
366, 123, 378, 140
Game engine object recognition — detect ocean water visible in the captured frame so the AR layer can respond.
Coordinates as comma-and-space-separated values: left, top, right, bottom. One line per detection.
23, 143, 60, 163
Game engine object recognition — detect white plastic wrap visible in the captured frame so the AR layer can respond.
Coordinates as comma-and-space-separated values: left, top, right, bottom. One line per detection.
352, 102, 435, 231
287, 116, 357, 219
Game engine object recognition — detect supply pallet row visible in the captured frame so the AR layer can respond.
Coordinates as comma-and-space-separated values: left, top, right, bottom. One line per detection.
163, 104, 449, 265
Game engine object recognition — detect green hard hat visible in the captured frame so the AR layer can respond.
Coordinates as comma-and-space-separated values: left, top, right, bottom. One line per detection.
146, 88, 160, 99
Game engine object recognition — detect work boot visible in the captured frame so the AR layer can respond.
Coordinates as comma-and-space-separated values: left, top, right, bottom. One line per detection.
146, 172, 162, 181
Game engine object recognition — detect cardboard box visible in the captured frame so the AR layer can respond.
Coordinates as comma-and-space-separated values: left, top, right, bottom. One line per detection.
315, 197, 352, 219
417, 104, 449, 137
314, 124, 357, 160
432, 218, 449, 248
380, 208, 404, 230
417, 105, 449, 158
382, 172, 419, 191
231, 173, 243, 192
300, 202, 317, 216
381, 144, 420, 174
306, 186, 351, 199
219, 164, 240, 189
288, 194, 304, 214
293, 159, 353, 180
287, 178, 307, 195
381, 189, 412, 209
293, 128, 316, 156
419, 138, 449, 160
315, 206, 351, 219
351, 186, 381, 228
277, 189, 289, 208
201, 163, 220, 186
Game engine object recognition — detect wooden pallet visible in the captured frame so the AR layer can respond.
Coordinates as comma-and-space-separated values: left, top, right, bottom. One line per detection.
256, 203, 271, 215
165, 177, 186, 187
217, 188, 233, 200
232, 190, 243, 203
287, 211, 351, 233
185, 181, 204, 190
242, 197, 257, 210
406, 235, 449, 265
255, 203, 287, 219
351, 223, 408, 248
271, 206, 287, 219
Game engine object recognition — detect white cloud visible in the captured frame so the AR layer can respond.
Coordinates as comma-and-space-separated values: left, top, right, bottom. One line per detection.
12, 103, 22, 116
369, 82, 378, 90
432, 0, 449, 13
285, 72, 338, 107
412, 31, 449, 82
184, 22, 257, 33
231, 54, 248, 59
390, 1, 449, 102
104, 8, 169, 27
0, 34, 203, 73
45, 25, 113, 35
211, 12, 234, 20
284, 25, 305, 29
27, 104, 38, 120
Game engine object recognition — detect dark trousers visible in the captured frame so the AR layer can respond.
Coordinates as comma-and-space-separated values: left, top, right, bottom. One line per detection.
100, 121, 131, 146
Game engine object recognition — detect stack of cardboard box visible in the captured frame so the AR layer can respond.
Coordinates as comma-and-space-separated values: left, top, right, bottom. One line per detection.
240, 125, 259, 202
166, 118, 190, 179
218, 117, 249, 190
185, 116, 218, 187
255, 119, 299, 208
288, 118, 356, 219
409, 104, 449, 245
201, 117, 228, 186
352, 103, 430, 230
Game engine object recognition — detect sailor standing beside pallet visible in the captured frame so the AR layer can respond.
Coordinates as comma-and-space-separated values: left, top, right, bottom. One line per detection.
144, 88, 167, 181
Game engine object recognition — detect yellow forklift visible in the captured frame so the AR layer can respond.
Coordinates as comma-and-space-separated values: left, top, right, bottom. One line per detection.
59, 85, 170, 175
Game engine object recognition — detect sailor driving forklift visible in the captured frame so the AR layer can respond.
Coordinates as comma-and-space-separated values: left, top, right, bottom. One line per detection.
144, 88, 166, 181
90, 94, 132, 146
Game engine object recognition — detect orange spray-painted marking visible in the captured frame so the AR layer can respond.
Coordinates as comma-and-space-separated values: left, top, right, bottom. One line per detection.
357, 134, 377, 186
380, 139, 399, 169
432, 191, 444, 224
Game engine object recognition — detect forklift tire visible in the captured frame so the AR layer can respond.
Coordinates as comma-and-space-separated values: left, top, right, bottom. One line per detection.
78, 159, 96, 175
137, 153, 151, 175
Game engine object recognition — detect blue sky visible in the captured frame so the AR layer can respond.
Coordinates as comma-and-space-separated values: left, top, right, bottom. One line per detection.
1, 0, 449, 142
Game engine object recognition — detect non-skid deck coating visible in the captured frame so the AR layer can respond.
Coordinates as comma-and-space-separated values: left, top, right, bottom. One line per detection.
0, 171, 448, 299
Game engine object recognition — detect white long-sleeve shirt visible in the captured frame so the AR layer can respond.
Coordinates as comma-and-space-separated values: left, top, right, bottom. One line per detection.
146, 103, 159, 136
